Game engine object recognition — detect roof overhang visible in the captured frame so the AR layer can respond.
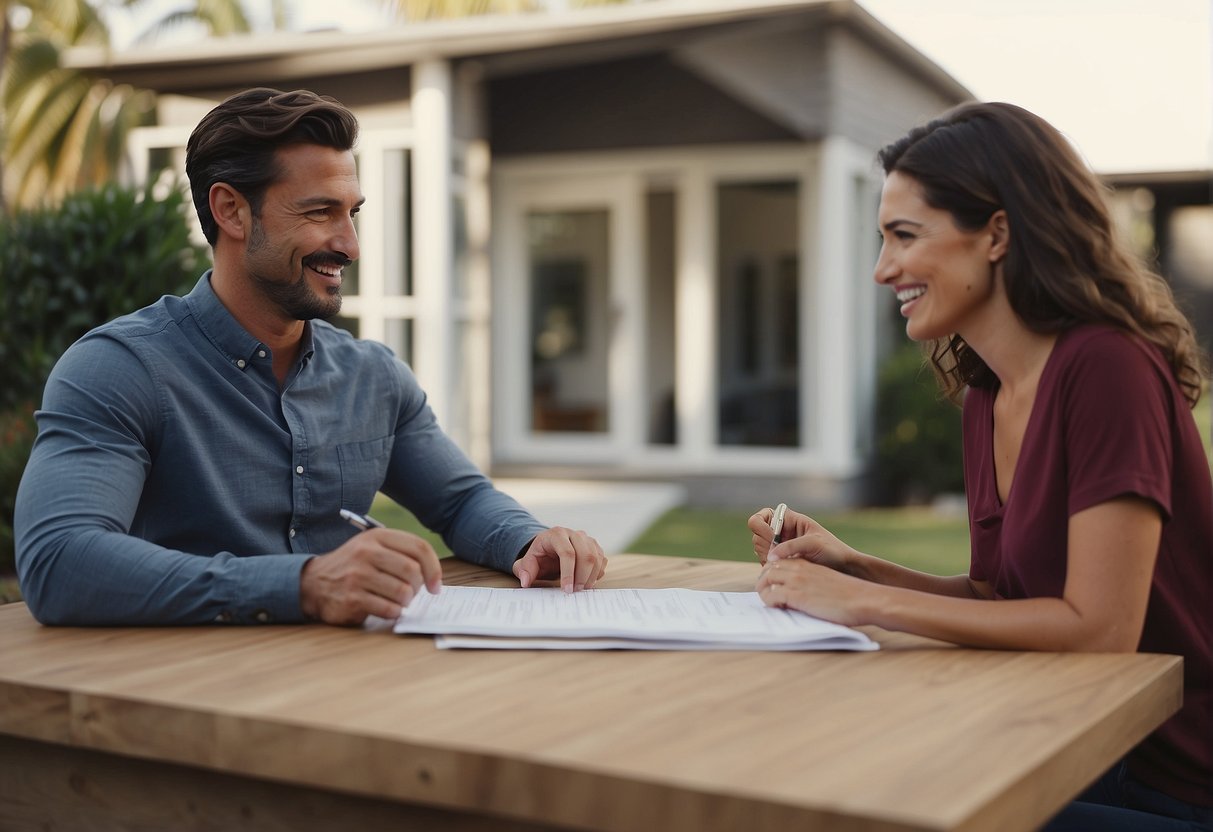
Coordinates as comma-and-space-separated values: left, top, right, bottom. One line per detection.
64, 0, 972, 101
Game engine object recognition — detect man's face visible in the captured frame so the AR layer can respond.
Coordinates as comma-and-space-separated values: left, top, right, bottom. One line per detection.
244, 144, 364, 322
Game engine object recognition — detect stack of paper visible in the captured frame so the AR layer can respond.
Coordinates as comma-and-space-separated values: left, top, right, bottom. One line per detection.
393, 586, 877, 651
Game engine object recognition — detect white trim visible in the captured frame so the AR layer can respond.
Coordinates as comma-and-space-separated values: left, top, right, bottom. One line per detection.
674, 163, 715, 457
462, 139, 494, 469
412, 59, 455, 427
494, 143, 872, 472
494, 174, 637, 462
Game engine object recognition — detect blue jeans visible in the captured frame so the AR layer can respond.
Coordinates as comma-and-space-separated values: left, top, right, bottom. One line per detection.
1043, 761, 1212, 831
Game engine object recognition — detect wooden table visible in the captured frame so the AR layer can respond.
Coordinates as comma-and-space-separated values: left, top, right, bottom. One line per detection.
0, 554, 1182, 832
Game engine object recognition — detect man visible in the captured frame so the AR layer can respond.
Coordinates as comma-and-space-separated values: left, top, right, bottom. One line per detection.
14, 88, 606, 626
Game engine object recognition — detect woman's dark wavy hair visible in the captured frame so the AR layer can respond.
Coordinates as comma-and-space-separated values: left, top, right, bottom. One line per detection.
185, 88, 359, 246
878, 101, 1208, 407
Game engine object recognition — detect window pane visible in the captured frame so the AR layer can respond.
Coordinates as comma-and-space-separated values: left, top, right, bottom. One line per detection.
384, 149, 412, 296
529, 210, 610, 434
646, 190, 677, 445
716, 181, 800, 447
385, 318, 414, 366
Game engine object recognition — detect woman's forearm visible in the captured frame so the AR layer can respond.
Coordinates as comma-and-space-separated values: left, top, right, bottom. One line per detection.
860, 584, 1137, 652
845, 550, 985, 599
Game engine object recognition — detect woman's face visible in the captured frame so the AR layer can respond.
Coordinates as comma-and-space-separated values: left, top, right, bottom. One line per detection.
873, 171, 1006, 342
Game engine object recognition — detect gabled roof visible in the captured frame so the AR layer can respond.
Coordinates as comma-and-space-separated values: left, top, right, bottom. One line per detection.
65, 0, 971, 100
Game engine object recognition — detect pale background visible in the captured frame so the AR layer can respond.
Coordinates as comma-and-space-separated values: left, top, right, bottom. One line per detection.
104, 0, 1213, 175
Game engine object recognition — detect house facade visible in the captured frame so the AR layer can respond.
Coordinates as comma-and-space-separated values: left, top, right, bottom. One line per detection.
69, 0, 971, 507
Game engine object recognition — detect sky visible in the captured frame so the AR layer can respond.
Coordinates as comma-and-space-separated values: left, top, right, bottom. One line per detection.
858, 0, 1212, 173
106, 0, 1213, 174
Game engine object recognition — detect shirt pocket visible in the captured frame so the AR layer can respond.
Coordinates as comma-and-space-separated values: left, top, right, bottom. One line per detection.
337, 435, 395, 512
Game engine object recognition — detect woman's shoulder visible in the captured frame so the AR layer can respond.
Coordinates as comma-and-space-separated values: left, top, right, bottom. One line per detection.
1053, 323, 1166, 375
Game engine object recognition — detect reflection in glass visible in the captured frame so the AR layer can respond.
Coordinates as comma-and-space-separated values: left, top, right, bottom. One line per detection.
716, 181, 800, 447
528, 210, 610, 434
646, 190, 677, 444
386, 318, 414, 366
384, 149, 412, 297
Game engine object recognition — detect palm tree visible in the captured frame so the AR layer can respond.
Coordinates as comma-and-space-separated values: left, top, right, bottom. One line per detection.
125, 0, 291, 44
1, 0, 153, 212
1, 0, 292, 213
383, 0, 626, 23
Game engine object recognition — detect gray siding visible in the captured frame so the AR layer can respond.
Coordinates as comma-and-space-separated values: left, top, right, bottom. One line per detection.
487, 54, 799, 156
826, 27, 967, 155
674, 22, 831, 140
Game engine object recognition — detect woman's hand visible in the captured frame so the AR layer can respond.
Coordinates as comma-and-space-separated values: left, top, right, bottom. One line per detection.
747, 506, 857, 571
756, 558, 875, 626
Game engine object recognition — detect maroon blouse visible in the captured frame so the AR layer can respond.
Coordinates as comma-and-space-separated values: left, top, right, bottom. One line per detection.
963, 324, 1212, 807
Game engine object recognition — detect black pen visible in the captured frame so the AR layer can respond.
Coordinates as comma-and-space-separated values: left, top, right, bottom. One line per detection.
340, 508, 384, 531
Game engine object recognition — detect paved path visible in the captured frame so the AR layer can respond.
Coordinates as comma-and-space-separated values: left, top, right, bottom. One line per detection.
493, 479, 686, 555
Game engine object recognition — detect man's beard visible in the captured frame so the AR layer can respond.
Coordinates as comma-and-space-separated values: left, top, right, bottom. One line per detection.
247, 220, 345, 321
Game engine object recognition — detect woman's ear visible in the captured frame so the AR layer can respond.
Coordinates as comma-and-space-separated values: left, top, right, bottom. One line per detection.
210, 183, 249, 242
988, 209, 1009, 263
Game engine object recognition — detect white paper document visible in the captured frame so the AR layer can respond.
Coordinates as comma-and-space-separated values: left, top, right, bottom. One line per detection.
393, 586, 877, 652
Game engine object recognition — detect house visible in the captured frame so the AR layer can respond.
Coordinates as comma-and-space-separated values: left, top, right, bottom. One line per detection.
67, 0, 972, 507
1103, 169, 1213, 359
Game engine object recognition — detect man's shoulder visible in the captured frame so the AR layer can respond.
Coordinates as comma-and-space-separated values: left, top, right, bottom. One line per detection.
91, 294, 185, 340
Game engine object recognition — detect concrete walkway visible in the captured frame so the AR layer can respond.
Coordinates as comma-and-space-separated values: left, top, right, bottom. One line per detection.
492, 479, 687, 555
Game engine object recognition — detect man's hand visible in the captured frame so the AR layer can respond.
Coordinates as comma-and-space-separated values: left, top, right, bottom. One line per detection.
513, 527, 606, 592
300, 529, 443, 626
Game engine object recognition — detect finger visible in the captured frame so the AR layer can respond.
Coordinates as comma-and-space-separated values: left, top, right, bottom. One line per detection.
756, 562, 778, 591
361, 584, 412, 622
756, 581, 788, 610
569, 531, 601, 591
586, 543, 607, 589
375, 530, 444, 594
513, 552, 537, 588
747, 509, 774, 535
546, 528, 578, 593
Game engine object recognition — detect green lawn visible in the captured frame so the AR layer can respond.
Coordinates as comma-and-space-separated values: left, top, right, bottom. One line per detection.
625, 505, 971, 576
373, 496, 972, 577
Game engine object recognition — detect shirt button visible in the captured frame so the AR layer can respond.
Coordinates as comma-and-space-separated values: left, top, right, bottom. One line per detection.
258, 350, 267, 358
289, 528, 296, 539
255, 610, 272, 624
236, 359, 246, 369
295, 465, 304, 474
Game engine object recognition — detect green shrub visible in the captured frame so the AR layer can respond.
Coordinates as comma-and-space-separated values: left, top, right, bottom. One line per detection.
0, 180, 209, 576
872, 343, 965, 505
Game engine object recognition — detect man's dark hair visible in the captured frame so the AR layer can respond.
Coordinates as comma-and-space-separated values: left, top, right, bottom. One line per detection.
185, 88, 359, 246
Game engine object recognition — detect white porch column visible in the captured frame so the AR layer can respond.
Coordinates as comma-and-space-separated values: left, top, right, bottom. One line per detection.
412, 59, 455, 427
808, 136, 858, 471
675, 165, 716, 460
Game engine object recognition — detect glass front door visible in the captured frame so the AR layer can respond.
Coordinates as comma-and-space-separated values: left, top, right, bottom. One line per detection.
528, 209, 612, 434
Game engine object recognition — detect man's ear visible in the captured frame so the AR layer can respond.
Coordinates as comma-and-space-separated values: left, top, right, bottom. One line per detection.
210, 183, 250, 242
988, 209, 1009, 263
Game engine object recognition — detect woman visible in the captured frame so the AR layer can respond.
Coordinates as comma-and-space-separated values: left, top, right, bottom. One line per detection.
749, 102, 1211, 830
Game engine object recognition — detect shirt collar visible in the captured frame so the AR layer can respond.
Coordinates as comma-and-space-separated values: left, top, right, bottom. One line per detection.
186, 271, 320, 370
185, 271, 265, 368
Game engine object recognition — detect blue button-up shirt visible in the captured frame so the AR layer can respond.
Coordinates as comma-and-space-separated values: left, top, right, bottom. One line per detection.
15, 273, 544, 625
